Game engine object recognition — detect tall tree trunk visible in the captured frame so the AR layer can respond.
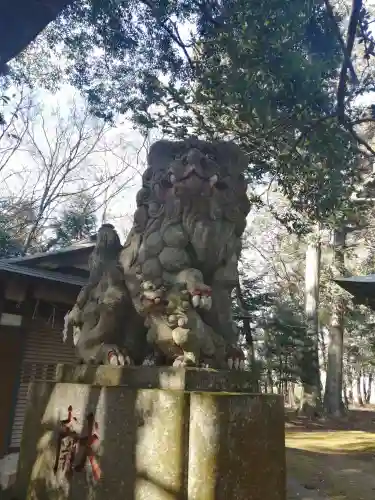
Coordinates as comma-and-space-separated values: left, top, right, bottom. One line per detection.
343, 377, 349, 409
267, 369, 273, 394
236, 281, 255, 364
356, 371, 364, 406
366, 372, 372, 404
278, 359, 283, 394
362, 376, 368, 404
324, 228, 346, 416
347, 365, 353, 404
319, 328, 327, 372
235, 280, 259, 392
288, 383, 297, 408
299, 230, 322, 417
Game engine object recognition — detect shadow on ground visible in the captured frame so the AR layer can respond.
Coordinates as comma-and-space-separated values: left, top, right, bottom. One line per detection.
286, 408, 375, 500
286, 408, 375, 433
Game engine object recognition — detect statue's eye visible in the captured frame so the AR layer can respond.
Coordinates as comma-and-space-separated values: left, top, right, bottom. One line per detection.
174, 154, 188, 166
204, 151, 217, 162
215, 180, 228, 190
161, 178, 173, 189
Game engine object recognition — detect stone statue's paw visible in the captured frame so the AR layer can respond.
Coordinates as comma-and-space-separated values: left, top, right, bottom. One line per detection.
172, 355, 196, 368
189, 285, 212, 310
142, 355, 157, 366
140, 281, 167, 310
199, 358, 217, 369
107, 348, 132, 366
226, 346, 246, 371
167, 313, 188, 329
226, 358, 246, 371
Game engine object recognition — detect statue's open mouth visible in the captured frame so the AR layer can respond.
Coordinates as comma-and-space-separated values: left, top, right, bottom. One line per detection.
179, 170, 214, 183
164, 169, 227, 190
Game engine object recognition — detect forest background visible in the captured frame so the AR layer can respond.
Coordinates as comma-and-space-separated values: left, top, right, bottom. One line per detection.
1, 0, 375, 417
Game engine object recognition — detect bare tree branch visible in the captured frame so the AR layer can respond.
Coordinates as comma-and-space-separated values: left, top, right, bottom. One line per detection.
0, 92, 141, 254
324, 0, 359, 89
336, 0, 363, 119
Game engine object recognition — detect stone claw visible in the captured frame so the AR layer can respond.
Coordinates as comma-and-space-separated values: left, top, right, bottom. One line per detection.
200, 295, 212, 310
172, 355, 196, 368
177, 317, 187, 327
192, 294, 200, 308
189, 286, 212, 310
142, 355, 156, 366
199, 358, 216, 369
226, 346, 246, 371
107, 349, 132, 366
227, 357, 246, 370
167, 313, 188, 329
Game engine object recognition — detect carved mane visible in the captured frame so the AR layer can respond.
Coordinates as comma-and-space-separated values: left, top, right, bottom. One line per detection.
132, 138, 250, 238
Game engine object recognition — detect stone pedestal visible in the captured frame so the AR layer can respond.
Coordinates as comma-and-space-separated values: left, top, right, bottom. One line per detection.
14, 364, 286, 500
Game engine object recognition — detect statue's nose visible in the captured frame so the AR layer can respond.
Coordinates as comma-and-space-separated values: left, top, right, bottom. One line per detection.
186, 148, 205, 167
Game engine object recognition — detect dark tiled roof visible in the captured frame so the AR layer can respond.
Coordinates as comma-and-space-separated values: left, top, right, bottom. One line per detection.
0, 261, 87, 286
336, 274, 375, 284
335, 275, 375, 302
3, 241, 95, 265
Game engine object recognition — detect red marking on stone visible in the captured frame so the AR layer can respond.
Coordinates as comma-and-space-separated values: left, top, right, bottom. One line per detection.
54, 407, 102, 481
192, 288, 212, 296
107, 350, 116, 363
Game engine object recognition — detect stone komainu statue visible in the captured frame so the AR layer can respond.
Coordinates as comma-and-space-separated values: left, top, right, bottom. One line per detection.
65, 138, 251, 368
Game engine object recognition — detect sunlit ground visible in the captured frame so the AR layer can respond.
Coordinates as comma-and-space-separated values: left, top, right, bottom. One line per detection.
286, 410, 375, 499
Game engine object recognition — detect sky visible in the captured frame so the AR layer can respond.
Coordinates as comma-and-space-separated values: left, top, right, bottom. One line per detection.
0, 83, 150, 240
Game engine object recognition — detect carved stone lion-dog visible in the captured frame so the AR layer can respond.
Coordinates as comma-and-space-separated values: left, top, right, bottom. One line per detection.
64, 138, 250, 369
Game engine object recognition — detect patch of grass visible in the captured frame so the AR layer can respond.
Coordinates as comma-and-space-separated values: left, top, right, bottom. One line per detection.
286, 430, 375, 455
286, 428, 375, 499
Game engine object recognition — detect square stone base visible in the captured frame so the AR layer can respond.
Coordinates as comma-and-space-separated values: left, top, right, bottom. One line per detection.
14, 365, 285, 500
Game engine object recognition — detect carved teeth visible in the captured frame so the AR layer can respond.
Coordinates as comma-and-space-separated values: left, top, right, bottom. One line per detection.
200, 296, 212, 310
170, 174, 177, 184
209, 174, 218, 187
192, 295, 200, 308
142, 281, 154, 290
177, 317, 186, 327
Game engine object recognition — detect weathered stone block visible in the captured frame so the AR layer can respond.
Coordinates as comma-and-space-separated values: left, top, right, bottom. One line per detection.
14, 365, 285, 500
188, 392, 286, 500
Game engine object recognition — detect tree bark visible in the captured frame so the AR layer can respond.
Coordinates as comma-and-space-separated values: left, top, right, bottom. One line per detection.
343, 377, 349, 409
366, 372, 372, 404
235, 281, 255, 366
299, 230, 322, 418
347, 366, 354, 404
267, 369, 273, 394
324, 228, 346, 416
235, 280, 259, 392
288, 383, 297, 408
356, 371, 364, 406
362, 376, 368, 404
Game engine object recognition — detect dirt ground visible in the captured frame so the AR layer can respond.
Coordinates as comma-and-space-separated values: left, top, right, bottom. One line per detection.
286, 406, 375, 500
